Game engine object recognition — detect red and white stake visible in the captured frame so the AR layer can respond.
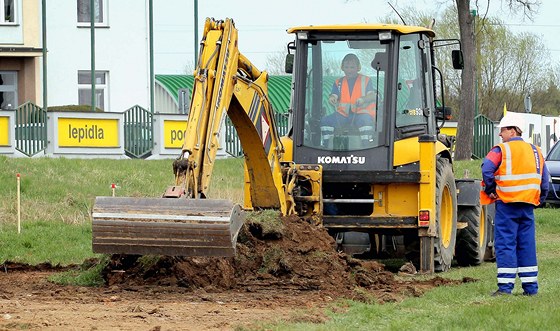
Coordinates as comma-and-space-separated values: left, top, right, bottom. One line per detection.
111, 183, 116, 197
16, 173, 21, 234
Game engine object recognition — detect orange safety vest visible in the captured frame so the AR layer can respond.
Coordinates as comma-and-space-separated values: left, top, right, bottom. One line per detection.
335, 74, 376, 117
480, 140, 544, 206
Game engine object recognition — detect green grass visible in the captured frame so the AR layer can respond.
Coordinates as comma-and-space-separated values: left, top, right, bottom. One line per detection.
0, 155, 244, 265
48, 256, 108, 286
454, 159, 483, 179
0, 221, 94, 265
2, 157, 560, 330
261, 207, 560, 330
0, 155, 244, 225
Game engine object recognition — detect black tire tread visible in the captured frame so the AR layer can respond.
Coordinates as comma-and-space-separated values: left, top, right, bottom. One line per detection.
455, 206, 483, 266
433, 157, 458, 272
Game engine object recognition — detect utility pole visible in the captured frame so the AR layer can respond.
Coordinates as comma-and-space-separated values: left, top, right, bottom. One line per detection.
90, 0, 96, 112
149, 0, 154, 113
42, 0, 47, 112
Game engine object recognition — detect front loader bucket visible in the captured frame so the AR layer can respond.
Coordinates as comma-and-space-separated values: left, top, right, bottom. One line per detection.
92, 197, 245, 257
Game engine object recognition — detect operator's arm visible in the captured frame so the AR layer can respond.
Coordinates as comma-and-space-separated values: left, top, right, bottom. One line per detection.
329, 81, 340, 105
481, 146, 501, 198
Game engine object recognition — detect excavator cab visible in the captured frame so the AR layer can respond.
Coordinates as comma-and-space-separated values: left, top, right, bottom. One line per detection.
285, 25, 471, 273
288, 27, 436, 161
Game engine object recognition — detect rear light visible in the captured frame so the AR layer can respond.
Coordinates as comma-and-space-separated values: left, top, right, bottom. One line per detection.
419, 210, 430, 226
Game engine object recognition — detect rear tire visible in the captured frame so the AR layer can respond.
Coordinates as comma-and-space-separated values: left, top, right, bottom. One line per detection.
455, 205, 485, 266
433, 157, 457, 272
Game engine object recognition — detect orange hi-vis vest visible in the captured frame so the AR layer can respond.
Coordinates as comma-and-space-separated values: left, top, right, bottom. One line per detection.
335, 74, 376, 117
480, 140, 544, 206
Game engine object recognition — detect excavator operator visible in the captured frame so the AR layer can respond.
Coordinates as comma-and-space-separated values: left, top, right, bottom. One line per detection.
320, 53, 376, 149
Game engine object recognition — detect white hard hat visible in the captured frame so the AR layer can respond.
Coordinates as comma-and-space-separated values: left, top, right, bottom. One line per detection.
498, 113, 525, 133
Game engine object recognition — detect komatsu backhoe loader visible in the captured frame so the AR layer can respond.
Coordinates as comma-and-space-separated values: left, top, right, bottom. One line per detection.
92, 18, 494, 273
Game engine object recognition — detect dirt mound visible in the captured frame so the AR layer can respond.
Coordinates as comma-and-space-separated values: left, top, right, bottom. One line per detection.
102, 214, 467, 302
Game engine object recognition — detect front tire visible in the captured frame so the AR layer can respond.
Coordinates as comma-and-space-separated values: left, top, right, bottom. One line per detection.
433, 157, 458, 272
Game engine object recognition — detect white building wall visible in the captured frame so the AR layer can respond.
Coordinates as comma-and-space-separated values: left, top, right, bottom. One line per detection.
46, 1, 150, 112
154, 83, 178, 114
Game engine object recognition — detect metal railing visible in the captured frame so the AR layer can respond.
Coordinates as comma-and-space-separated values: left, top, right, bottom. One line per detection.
472, 114, 495, 159
15, 102, 47, 157
123, 105, 153, 159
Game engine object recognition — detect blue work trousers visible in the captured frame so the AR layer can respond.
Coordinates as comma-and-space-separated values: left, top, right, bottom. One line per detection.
494, 201, 538, 295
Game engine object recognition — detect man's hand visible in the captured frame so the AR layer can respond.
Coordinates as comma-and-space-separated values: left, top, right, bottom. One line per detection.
356, 97, 365, 106
329, 94, 338, 106
489, 192, 497, 199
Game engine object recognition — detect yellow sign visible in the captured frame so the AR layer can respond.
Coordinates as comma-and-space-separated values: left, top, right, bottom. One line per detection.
440, 127, 457, 137
0, 116, 9, 146
163, 120, 188, 148
58, 118, 119, 147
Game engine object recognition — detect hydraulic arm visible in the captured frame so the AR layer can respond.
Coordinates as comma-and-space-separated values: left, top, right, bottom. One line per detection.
92, 18, 292, 256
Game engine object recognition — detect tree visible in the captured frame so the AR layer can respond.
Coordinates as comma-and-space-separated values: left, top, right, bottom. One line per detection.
454, 0, 477, 160
453, 0, 540, 160
265, 52, 289, 75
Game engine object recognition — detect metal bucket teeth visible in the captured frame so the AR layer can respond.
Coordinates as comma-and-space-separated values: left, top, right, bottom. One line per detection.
92, 197, 245, 256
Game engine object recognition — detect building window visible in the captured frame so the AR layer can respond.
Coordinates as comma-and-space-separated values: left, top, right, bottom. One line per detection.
78, 70, 108, 111
0, 71, 18, 109
77, 0, 107, 26
0, 0, 16, 24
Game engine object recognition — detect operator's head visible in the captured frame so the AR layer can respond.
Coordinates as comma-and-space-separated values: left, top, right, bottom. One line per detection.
498, 113, 525, 142
341, 53, 361, 78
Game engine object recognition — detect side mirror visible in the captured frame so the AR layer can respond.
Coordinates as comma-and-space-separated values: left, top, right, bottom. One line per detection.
436, 106, 452, 120
452, 50, 464, 70
285, 53, 294, 74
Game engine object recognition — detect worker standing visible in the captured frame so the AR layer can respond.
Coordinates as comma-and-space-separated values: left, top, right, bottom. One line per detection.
480, 113, 550, 296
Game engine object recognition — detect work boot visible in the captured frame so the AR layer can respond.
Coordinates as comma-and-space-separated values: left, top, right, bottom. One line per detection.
358, 125, 374, 148
522, 292, 537, 296
320, 126, 334, 148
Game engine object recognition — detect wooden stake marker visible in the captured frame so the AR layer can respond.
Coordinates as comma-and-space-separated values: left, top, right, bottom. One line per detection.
16, 173, 21, 234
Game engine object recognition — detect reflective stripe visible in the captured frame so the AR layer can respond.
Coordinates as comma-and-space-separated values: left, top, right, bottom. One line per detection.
321, 126, 334, 133
495, 173, 542, 181
359, 126, 373, 132
518, 266, 538, 273
497, 267, 518, 273
503, 143, 512, 175
498, 184, 542, 192
520, 276, 538, 283
497, 277, 516, 284
360, 75, 367, 96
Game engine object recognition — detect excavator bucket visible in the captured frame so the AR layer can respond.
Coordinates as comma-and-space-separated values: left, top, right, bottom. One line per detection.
92, 197, 245, 257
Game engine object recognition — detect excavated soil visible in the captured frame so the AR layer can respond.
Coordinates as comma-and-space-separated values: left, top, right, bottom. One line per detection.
1, 215, 474, 330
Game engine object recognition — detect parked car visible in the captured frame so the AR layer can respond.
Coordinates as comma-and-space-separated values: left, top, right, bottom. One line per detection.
544, 139, 560, 207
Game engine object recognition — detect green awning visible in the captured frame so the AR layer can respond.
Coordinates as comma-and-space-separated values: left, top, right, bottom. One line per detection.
155, 74, 292, 114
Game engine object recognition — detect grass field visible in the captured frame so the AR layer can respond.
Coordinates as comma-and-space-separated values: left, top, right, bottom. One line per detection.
1, 156, 559, 330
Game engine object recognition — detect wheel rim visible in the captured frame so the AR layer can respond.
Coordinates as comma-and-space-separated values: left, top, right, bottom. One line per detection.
479, 207, 486, 248
440, 184, 453, 248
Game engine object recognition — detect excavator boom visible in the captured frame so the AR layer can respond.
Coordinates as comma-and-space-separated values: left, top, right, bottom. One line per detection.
92, 18, 289, 257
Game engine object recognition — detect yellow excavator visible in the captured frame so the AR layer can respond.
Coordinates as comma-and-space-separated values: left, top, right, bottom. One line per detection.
92, 18, 494, 273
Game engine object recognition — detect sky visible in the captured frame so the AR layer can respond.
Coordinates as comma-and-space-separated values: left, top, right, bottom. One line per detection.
152, 0, 560, 74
